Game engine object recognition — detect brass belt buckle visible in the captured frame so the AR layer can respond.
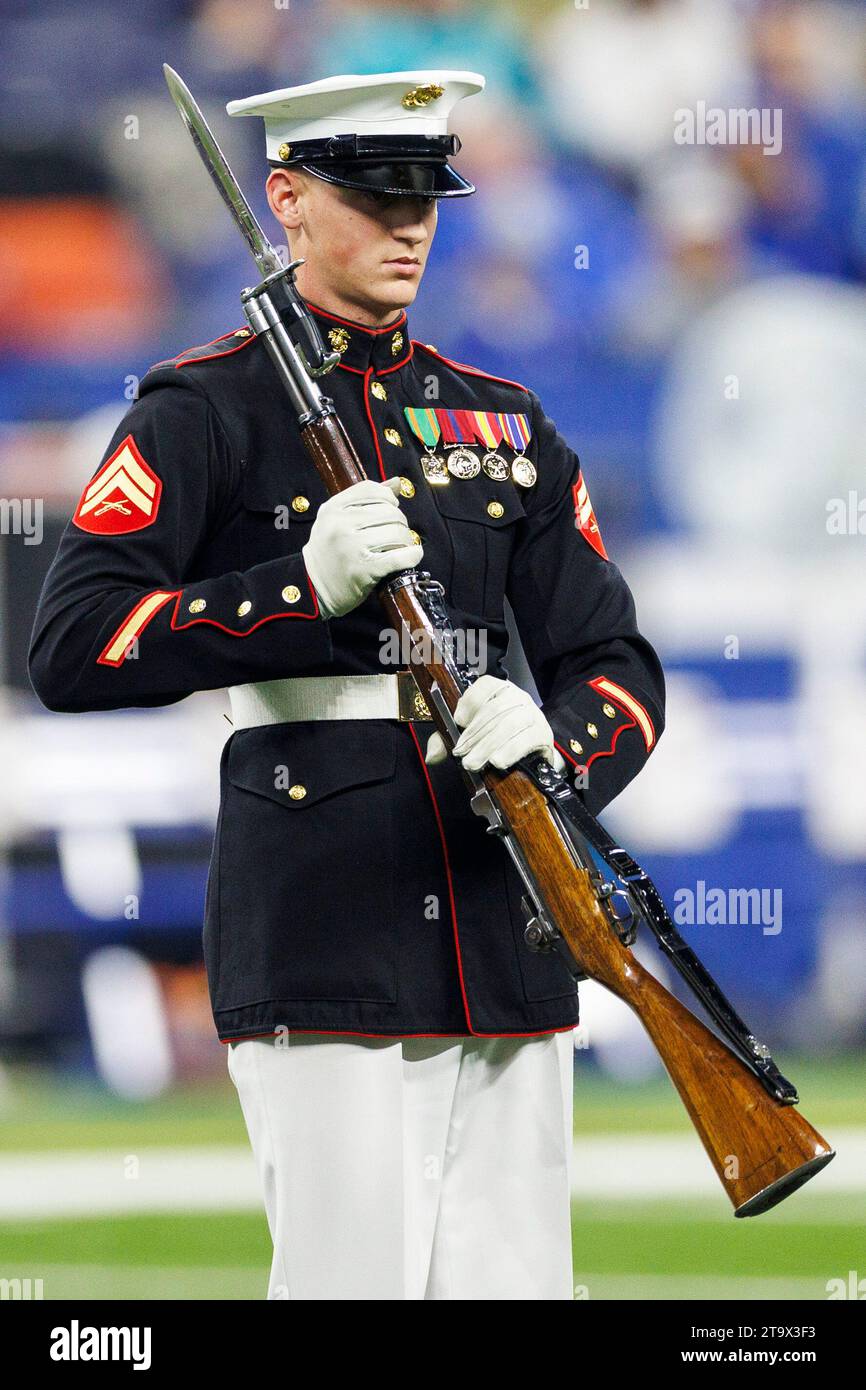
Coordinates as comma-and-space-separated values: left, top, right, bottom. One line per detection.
396, 669, 433, 722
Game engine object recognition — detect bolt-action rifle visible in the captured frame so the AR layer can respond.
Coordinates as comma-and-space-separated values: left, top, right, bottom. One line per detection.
165, 66, 834, 1216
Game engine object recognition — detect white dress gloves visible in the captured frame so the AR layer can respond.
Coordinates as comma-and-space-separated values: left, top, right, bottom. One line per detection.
425, 674, 567, 774
304, 497, 565, 777
302, 478, 423, 619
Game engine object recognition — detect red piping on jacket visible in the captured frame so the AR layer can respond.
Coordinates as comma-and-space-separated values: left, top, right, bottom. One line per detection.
406, 722, 476, 1033
554, 715, 637, 775
150, 328, 256, 371
411, 341, 530, 393
588, 676, 655, 750
303, 299, 414, 372
169, 570, 321, 634
304, 299, 408, 335
362, 367, 387, 481
361, 376, 474, 1031
96, 570, 322, 666
220, 1024, 577, 1044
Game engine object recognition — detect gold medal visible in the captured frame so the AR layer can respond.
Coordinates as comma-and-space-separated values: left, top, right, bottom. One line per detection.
511, 454, 537, 488
420, 451, 449, 484
481, 451, 510, 480
446, 446, 481, 480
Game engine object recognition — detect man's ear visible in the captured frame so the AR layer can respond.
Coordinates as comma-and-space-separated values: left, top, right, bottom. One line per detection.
266, 168, 306, 236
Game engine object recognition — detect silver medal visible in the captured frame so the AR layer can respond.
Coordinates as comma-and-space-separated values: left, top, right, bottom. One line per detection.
446, 447, 481, 480
481, 450, 510, 480
511, 453, 537, 488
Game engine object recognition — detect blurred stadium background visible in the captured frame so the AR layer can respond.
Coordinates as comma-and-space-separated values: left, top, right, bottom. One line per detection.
1, 0, 865, 1300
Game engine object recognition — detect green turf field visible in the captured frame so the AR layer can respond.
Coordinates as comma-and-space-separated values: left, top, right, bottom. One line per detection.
1, 1055, 863, 1300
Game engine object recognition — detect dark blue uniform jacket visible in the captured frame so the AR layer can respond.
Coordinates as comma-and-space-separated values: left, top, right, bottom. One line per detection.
29, 299, 665, 1041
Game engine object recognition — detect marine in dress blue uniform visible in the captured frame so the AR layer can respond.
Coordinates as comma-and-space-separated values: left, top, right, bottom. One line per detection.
28, 69, 665, 1299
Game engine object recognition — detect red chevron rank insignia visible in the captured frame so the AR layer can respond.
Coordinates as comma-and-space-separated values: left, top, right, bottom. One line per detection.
73, 435, 162, 535
572, 470, 608, 559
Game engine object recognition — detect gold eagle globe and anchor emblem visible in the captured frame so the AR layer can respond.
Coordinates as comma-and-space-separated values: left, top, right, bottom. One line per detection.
327, 327, 351, 355
401, 83, 445, 110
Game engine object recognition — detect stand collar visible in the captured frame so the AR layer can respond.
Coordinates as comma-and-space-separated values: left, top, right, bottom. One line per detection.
302, 297, 413, 374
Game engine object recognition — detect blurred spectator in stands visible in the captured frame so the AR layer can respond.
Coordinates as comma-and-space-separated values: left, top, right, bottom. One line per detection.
609, 153, 760, 353
315, 0, 540, 111
656, 272, 866, 550
95, 0, 326, 345
737, 0, 866, 280
536, 0, 751, 184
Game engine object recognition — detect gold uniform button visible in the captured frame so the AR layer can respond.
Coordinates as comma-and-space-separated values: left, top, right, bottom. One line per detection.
398, 476, 415, 498
586, 722, 599, 739
409, 530, 422, 547
291, 495, 310, 513
384, 428, 403, 447
602, 702, 617, 719
188, 598, 206, 614
288, 784, 307, 801
282, 585, 301, 604
569, 739, 583, 755
486, 500, 505, 519
370, 381, 388, 401
236, 601, 252, 618
277, 142, 292, 161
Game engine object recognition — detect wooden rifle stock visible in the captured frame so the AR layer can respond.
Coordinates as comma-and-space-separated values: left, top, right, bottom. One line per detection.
488, 766, 834, 1216
300, 410, 835, 1217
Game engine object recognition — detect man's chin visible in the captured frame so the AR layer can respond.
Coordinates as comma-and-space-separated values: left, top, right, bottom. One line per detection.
375, 273, 421, 310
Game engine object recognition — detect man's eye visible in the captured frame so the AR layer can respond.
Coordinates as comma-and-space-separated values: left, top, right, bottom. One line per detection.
362, 190, 434, 210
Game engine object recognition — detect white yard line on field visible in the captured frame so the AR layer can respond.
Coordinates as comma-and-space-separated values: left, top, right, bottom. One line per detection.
570, 1127, 866, 1202
0, 1129, 863, 1221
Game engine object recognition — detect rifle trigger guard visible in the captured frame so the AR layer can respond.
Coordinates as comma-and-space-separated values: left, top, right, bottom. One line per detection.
596, 881, 638, 946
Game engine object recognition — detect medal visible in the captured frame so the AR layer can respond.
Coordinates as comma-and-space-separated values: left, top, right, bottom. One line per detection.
481, 451, 510, 480
420, 451, 449, 485
404, 407, 535, 488
511, 454, 537, 488
499, 413, 534, 486
446, 447, 481, 480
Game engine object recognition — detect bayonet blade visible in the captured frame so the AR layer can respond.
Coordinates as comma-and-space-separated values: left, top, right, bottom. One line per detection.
163, 64, 283, 280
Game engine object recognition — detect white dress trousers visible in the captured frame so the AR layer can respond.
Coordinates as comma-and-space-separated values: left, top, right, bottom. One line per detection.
227, 1029, 575, 1300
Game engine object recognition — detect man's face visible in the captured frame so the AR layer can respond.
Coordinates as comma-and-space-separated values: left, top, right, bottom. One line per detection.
267, 168, 438, 320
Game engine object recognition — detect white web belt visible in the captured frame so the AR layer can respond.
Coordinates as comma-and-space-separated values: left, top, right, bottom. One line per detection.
228, 671, 433, 728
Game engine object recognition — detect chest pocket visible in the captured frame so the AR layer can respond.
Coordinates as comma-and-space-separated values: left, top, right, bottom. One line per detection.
426, 478, 526, 619
239, 461, 328, 568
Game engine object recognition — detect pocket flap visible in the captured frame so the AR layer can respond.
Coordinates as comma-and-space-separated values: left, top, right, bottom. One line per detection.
242, 461, 328, 520
227, 719, 399, 809
429, 478, 526, 529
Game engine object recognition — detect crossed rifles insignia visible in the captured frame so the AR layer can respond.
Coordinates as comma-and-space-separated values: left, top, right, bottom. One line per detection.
73, 435, 163, 535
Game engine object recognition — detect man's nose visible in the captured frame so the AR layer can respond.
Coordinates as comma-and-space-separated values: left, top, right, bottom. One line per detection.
390, 199, 432, 235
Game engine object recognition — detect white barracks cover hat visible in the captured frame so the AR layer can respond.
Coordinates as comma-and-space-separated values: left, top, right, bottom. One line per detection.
227, 69, 485, 198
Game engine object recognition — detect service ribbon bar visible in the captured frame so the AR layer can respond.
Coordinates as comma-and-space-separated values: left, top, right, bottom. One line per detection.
403, 407, 533, 450
498, 412, 532, 451
470, 411, 503, 448
404, 406, 441, 449
436, 408, 464, 445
